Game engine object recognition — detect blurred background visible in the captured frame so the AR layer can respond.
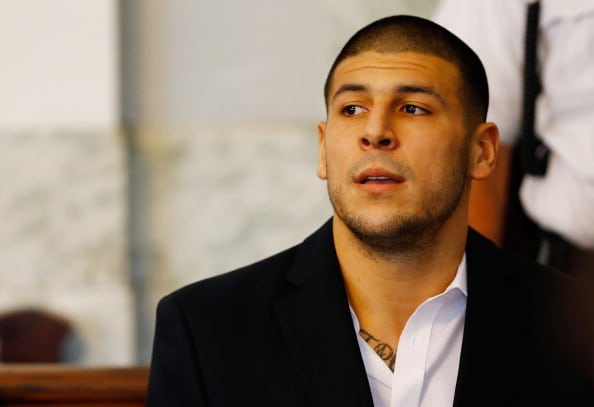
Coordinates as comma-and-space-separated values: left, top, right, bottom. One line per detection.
0, 0, 438, 365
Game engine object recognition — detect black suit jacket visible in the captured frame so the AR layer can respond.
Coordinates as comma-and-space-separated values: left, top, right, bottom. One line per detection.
147, 220, 593, 406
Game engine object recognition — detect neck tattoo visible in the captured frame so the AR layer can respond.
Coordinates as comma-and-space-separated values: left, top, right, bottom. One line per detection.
359, 328, 396, 371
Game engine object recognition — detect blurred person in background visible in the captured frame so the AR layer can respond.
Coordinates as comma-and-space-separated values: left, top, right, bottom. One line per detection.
434, 0, 594, 277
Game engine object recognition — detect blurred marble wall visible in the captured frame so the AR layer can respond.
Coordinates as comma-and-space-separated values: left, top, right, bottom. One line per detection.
0, 0, 132, 364
1, 0, 438, 365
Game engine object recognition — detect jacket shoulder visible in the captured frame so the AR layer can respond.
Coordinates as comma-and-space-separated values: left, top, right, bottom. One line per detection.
165, 243, 300, 309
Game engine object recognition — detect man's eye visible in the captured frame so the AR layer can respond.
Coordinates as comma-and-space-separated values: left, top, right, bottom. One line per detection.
342, 105, 366, 116
402, 104, 428, 115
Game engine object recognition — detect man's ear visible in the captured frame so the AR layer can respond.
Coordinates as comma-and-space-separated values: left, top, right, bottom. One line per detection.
317, 121, 328, 180
469, 122, 499, 181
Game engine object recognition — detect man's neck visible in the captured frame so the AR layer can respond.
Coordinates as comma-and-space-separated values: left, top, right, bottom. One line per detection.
333, 216, 467, 350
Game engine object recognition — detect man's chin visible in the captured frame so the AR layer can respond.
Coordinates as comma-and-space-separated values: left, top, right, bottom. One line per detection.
341, 213, 430, 247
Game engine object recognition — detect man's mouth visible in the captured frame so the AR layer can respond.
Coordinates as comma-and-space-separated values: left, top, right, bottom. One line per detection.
359, 176, 402, 184
355, 170, 405, 184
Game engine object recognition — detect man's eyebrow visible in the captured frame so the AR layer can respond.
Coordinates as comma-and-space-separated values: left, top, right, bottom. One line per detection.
331, 83, 368, 104
395, 85, 446, 106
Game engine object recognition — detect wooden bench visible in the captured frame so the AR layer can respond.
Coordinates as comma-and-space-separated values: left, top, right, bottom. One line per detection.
0, 365, 149, 406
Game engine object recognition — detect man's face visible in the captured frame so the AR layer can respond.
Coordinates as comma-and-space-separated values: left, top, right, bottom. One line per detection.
318, 51, 473, 249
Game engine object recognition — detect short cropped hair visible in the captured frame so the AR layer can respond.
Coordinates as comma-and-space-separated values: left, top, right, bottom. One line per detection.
323, 15, 489, 125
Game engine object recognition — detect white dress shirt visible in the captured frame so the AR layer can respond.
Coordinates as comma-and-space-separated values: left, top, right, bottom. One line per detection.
351, 256, 467, 407
434, 0, 594, 248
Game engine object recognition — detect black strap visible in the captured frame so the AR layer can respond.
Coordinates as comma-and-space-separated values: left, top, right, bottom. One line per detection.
503, 1, 546, 258
520, 0, 549, 176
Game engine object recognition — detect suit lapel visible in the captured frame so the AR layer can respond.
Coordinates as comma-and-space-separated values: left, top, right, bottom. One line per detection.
274, 220, 374, 407
454, 229, 530, 406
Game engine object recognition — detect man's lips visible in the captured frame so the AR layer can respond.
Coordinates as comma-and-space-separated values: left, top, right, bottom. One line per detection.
355, 169, 405, 184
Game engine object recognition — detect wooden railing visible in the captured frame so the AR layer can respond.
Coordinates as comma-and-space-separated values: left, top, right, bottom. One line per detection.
0, 365, 149, 406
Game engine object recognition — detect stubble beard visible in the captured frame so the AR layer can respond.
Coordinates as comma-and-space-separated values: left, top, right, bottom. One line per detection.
327, 147, 470, 257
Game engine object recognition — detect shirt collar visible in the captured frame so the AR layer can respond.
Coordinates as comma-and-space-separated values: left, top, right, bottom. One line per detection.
444, 253, 468, 298
349, 253, 468, 330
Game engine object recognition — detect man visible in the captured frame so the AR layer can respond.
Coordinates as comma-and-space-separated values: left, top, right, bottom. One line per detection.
147, 15, 592, 406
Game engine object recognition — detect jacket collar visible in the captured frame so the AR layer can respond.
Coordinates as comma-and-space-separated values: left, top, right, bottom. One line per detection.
453, 229, 530, 406
275, 219, 375, 407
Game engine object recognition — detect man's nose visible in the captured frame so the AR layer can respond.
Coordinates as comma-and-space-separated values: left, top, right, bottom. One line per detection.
359, 110, 398, 151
